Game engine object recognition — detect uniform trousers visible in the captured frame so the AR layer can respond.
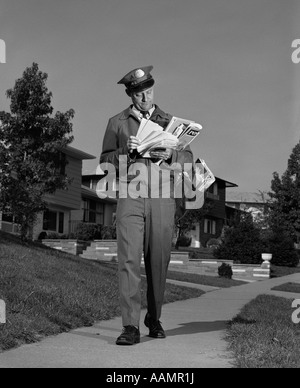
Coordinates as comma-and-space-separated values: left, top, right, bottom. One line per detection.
116, 197, 176, 327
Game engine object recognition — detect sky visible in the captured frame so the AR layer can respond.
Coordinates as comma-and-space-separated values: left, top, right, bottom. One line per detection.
1, 0, 300, 194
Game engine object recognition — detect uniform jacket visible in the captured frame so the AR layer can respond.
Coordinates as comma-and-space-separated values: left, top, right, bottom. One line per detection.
100, 105, 193, 170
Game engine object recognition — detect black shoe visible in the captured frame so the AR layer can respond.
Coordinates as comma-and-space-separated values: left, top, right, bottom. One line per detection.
116, 326, 140, 346
144, 313, 166, 339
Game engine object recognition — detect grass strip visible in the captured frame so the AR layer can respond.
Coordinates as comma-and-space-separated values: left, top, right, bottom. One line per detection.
165, 269, 245, 288
226, 294, 300, 368
271, 265, 300, 278
271, 283, 300, 294
0, 232, 204, 352
140, 267, 245, 288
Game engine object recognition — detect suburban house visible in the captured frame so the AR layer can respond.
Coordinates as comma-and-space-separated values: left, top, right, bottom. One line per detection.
0, 145, 117, 240
70, 175, 117, 234
79, 169, 239, 248
0, 146, 238, 246
189, 176, 238, 247
226, 191, 270, 226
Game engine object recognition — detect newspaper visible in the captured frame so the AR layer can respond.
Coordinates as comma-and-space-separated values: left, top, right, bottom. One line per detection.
175, 158, 216, 221
194, 158, 216, 192
175, 158, 215, 194
136, 116, 202, 157
165, 117, 203, 151
136, 119, 178, 157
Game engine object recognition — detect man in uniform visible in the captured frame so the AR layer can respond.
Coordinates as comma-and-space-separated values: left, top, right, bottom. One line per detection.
100, 66, 193, 345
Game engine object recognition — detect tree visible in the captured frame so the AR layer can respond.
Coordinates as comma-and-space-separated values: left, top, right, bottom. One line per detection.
214, 214, 265, 264
0, 63, 74, 239
251, 190, 271, 230
266, 228, 299, 267
268, 141, 300, 242
175, 198, 213, 248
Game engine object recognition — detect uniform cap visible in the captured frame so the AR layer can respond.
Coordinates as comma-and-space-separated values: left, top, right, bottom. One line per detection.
117, 66, 155, 94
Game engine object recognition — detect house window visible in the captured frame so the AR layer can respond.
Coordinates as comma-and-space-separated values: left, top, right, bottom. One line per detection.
96, 177, 117, 194
95, 203, 104, 224
83, 199, 104, 224
90, 179, 99, 190
2, 213, 13, 223
208, 182, 218, 196
43, 210, 58, 232
204, 219, 217, 235
83, 200, 89, 222
59, 212, 64, 234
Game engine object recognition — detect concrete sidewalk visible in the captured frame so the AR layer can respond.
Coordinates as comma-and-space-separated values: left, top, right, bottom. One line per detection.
0, 273, 299, 368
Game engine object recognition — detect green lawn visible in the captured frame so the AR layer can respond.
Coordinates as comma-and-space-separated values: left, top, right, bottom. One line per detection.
226, 294, 300, 368
0, 232, 204, 352
166, 269, 246, 288
271, 265, 300, 278
140, 267, 246, 288
272, 283, 300, 294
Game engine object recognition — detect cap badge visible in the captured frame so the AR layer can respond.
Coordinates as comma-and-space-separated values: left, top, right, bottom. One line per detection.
135, 69, 145, 79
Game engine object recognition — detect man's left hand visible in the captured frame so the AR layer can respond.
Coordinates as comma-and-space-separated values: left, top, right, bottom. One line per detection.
149, 148, 173, 161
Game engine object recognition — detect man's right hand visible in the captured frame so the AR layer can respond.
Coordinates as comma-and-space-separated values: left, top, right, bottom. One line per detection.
127, 136, 141, 154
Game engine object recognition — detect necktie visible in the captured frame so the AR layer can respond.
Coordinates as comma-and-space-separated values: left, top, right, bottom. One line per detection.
142, 111, 149, 120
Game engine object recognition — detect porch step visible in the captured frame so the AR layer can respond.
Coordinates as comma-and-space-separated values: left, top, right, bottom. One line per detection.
80, 240, 118, 262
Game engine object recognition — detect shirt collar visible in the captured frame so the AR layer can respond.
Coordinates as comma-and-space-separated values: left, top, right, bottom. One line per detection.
131, 105, 155, 121
119, 105, 166, 121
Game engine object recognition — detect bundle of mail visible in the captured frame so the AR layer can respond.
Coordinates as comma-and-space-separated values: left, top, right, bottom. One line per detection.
179, 158, 216, 194
174, 159, 216, 216
136, 116, 203, 158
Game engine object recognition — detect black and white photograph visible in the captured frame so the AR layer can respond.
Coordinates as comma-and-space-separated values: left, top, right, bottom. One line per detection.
0, 0, 300, 371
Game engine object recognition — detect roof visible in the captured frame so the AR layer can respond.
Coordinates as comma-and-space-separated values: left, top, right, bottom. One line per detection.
194, 158, 238, 188
225, 204, 245, 213
81, 185, 117, 204
215, 177, 238, 188
62, 146, 96, 161
226, 191, 270, 204
82, 166, 106, 176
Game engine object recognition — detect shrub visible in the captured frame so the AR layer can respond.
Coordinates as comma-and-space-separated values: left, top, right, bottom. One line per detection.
189, 250, 215, 261
214, 215, 265, 264
38, 224, 117, 242
45, 232, 62, 239
267, 229, 299, 267
73, 223, 102, 241
218, 263, 233, 279
38, 231, 48, 240
176, 235, 192, 248
101, 225, 117, 240
207, 238, 221, 249
43, 233, 70, 240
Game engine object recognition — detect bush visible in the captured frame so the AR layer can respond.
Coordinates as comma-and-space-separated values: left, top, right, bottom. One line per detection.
218, 263, 233, 279
189, 250, 215, 261
267, 229, 299, 267
38, 232, 48, 240
214, 215, 265, 264
73, 223, 102, 241
101, 225, 117, 240
38, 224, 117, 242
176, 235, 192, 248
207, 238, 221, 249
71, 223, 117, 241
45, 232, 66, 240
